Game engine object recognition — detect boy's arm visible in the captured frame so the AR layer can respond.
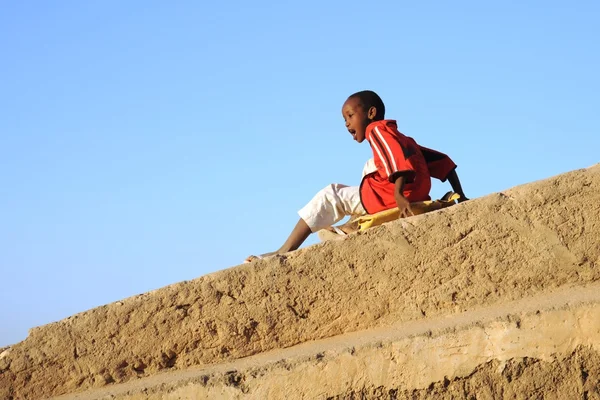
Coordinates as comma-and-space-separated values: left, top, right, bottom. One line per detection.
447, 169, 469, 202
419, 146, 456, 182
417, 145, 468, 202
394, 176, 414, 217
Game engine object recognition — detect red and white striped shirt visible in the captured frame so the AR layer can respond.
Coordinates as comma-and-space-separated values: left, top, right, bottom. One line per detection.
360, 120, 432, 214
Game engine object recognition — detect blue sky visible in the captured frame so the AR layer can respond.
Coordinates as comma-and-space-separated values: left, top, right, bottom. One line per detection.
1, 1, 598, 346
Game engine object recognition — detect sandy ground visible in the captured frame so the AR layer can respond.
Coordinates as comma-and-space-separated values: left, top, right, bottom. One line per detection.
1, 164, 599, 399
52, 283, 600, 399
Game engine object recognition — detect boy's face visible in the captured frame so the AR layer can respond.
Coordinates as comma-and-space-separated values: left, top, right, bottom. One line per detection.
342, 96, 376, 143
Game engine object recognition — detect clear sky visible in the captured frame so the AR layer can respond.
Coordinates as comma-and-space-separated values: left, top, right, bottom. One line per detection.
1, 1, 598, 347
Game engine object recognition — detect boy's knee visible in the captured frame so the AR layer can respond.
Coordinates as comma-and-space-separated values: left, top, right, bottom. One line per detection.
313, 184, 340, 203
318, 183, 342, 196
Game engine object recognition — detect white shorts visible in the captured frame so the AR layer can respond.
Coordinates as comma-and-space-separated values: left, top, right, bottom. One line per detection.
297, 159, 377, 232
297, 184, 366, 232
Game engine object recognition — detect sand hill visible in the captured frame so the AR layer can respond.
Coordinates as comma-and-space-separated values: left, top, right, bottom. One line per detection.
1, 164, 599, 399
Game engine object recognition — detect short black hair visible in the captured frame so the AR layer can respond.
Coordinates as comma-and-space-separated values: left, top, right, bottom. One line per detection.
349, 90, 385, 121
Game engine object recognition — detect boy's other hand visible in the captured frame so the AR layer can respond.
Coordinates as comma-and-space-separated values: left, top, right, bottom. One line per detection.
395, 193, 414, 218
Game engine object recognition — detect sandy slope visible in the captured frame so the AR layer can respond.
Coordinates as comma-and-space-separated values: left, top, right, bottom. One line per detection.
1, 164, 599, 399
53, 283, 600, 399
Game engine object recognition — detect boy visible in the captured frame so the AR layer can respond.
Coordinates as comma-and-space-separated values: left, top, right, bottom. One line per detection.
245, 90, 467, 262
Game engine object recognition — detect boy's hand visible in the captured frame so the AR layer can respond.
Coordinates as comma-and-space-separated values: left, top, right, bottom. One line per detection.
393, 175, 414, 218
394, 192, 414, 218
448, 170, 469, 203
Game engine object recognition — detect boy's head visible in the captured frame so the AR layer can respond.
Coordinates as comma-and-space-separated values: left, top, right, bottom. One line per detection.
341, 90, 385, 143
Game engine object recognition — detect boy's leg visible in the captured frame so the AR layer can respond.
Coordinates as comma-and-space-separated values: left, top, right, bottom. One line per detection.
298, 184, 365, 233
246, 184, 364, 262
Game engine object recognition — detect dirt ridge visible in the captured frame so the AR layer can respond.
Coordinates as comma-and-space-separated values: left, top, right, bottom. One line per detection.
1, 164, 599, 399
53, 282, 600, 399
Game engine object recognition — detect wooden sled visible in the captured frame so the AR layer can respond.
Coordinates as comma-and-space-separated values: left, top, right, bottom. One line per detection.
317, 191, 461, 242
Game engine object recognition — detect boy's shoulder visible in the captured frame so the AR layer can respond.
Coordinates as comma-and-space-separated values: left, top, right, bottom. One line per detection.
367, 119, 398, 135
368, 119, 414, 141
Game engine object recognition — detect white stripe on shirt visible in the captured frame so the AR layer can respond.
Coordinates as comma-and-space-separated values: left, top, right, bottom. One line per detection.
374, 126, 399, 173
369, 130, 391, 177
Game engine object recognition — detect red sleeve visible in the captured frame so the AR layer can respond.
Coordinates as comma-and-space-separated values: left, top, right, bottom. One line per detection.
418, 145, 457, 182
368, 125, 417, 183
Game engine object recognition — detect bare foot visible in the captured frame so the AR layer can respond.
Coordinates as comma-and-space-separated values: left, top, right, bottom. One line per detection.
244, 251, 278, 263
324, 222, 359, 235
245, 218, 312, 263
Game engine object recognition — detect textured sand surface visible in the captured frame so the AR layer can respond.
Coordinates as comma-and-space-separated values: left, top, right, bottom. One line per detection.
53, 283, 600, 399
1, 164, 599, 399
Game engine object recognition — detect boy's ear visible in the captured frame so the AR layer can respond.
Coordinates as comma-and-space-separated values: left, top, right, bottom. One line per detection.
367, 106, 377, 120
